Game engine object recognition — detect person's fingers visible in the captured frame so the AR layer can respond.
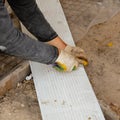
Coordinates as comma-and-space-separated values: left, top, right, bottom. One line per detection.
71, 47, 85, 53
65, 45, 87, 60
65, 46, 85, 54
76, 58, 88, 66
54, 50, 80, 72
74, 52, 88, 61
71, 60, 79, 71
53, 62, 67, 72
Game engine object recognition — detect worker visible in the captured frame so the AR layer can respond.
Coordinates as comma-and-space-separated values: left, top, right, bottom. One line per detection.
0, 0, 87, 72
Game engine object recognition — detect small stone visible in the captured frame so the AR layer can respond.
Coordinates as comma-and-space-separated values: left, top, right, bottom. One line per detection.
88, 117, 91, 120
26, 74, 33, 81
17, 83, 21, 87
21, 104, 25, 107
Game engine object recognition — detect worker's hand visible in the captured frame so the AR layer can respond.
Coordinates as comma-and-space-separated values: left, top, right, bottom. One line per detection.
53, 50, 79, 72
64, 45, 88, 66
47, 36, 88, 67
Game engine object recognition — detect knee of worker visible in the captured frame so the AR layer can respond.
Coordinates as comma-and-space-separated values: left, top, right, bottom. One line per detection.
0, 27, 23, 52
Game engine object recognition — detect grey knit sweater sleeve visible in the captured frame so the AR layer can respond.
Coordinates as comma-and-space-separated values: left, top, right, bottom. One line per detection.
0, 1, 59, 64
7, 0, 58, 42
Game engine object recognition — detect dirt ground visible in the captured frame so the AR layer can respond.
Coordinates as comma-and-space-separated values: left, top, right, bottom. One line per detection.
0, 80, 41, 120
0, 1, 120, 120
76, 12, 120, 116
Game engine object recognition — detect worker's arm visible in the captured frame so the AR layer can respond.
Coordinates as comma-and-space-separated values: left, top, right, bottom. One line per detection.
7, 0, 88, 64
7, 0, 58, 42
0, 1, 59, 64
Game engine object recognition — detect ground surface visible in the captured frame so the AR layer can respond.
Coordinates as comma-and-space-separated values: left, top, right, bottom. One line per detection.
62, 0, 120, 116
0, 0, 120, 120
0, 80, 41, 120
76, 13, 120, 116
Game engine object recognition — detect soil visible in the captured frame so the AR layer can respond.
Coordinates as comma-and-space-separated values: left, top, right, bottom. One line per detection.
0, 1, 120, 120
76, 13, 120, 116
0, 80, 41, 120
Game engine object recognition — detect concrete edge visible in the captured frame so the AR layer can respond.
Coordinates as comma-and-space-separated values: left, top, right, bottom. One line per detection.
99, 100, 120, 120
0, 61, 30, 96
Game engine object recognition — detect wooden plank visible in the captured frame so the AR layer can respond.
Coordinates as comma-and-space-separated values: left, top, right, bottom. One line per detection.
0, 61, 30, 96
21, 0, 105, 119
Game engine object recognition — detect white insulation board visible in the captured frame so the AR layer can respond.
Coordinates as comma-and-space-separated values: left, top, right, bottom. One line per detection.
22, 0, 105, 119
